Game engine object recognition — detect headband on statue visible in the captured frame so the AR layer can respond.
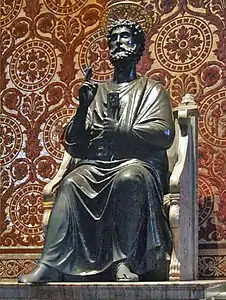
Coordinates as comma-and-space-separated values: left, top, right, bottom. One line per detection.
100, 2, 153, 35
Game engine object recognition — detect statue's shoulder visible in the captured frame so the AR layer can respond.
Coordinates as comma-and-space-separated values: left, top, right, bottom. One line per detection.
139, 76, 163, 90
96, 82, 106, 88
97, 78, 164, 91
97, 81, 113, 91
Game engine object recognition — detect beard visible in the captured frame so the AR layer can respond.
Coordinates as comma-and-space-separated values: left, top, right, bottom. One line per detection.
109, 45, 137, 64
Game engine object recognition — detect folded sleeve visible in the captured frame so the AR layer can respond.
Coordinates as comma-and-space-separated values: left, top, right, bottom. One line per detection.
117, 83, 175, 151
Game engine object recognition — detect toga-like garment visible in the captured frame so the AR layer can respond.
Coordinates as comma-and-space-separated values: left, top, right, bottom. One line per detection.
40, 77, 175, 277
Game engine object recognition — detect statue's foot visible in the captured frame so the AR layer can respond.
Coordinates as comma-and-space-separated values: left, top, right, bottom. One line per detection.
114, 261, 139, 282
18, 263, 62, 283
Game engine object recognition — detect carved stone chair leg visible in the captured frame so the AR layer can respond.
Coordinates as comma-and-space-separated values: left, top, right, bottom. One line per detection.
169, 227, 180, 280
169, 195, 180, 281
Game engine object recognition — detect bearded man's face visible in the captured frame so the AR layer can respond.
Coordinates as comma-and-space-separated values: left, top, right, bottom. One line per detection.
108, 26, 137, 63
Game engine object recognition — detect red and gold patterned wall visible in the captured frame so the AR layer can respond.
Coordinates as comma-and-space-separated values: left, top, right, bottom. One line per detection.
0, 0, 225, 280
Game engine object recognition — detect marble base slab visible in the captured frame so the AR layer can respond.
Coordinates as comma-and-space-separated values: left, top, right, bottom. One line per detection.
0, 280, 226, 300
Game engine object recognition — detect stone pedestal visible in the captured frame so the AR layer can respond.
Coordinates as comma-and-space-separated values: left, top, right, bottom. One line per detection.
0, 280, 226, 300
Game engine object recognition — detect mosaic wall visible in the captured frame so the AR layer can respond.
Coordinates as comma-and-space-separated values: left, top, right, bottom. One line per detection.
0, 0, 225, 279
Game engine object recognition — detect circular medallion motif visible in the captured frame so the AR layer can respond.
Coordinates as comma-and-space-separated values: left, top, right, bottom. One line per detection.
199, 90, 226, 148
0, 116, 23, 166
10, 185, 44, 235
44, 0, 87, 15
43, 108, 76, 160
10, 40, 57, 91
1, 0, 23, 27
198, 177, 214, 226
79, 30, 113, 82
155, 17, 212, 72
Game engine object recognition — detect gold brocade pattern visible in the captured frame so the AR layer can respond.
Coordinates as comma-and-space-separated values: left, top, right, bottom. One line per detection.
0, 0, 225, 279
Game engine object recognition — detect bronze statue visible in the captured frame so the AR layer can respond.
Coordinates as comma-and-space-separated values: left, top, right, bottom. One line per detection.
19, 20, 175, 283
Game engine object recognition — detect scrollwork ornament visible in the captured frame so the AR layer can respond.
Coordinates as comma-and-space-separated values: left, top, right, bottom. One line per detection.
188, 0, 225, 21
197, 62, 223, 89
21, 92, 46, 123
36, 13, 57, 35
188, 0, 210, 9
171, 74, 199, 105
212, 152, 226, 182
215, 27, 226, 65
146, 68, 173, 91
9, 18, 30, 40
199, 142, 216, 169
79, 5, 102, 28
1, 29, 13, 55
24, 0, 42, 20
215, 190, 226, 226
156, 0, 178, 15
0, 259, 36, 278
198, 256, 226, 278
1, 88, 23, 115
42, 82, 67, 111
55, 16, 82, 45
0, 169, 11, 195
70, 78, 84, 103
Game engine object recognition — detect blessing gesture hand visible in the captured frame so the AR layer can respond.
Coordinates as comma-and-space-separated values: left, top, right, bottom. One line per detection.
78, 68, 98, 110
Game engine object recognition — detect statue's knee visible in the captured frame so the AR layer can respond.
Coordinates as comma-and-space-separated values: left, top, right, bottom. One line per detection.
60, 176, 74, 190
114, 164, 146, 187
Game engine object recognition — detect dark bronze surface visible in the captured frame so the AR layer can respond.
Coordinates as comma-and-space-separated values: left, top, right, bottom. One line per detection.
19, 21, 175, 283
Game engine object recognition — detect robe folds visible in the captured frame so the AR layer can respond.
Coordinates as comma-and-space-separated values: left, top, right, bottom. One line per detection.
40, 77, 175, 277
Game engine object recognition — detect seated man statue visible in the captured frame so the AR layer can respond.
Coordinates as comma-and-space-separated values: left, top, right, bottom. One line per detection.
19, 19, 175, 283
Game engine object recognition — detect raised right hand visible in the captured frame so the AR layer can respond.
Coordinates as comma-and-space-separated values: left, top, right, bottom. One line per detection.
78, 81, 98, 110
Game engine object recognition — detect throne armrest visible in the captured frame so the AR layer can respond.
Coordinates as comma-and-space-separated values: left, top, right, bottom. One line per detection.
43, 151, 76, 202
169, 119, 189, 194
169, 94, 199, 194
42, 151, 79, 234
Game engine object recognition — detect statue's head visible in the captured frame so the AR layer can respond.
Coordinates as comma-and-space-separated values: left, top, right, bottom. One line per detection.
107, 20, 145, 64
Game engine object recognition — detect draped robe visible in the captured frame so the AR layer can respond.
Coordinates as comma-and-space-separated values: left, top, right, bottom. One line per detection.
40, 77, 175, 277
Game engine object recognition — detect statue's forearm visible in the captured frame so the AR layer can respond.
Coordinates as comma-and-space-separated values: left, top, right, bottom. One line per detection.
115, 121, 174, 152
66, 106, 88, 144
132, 123, 175, 150
61, 106, 90, 158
